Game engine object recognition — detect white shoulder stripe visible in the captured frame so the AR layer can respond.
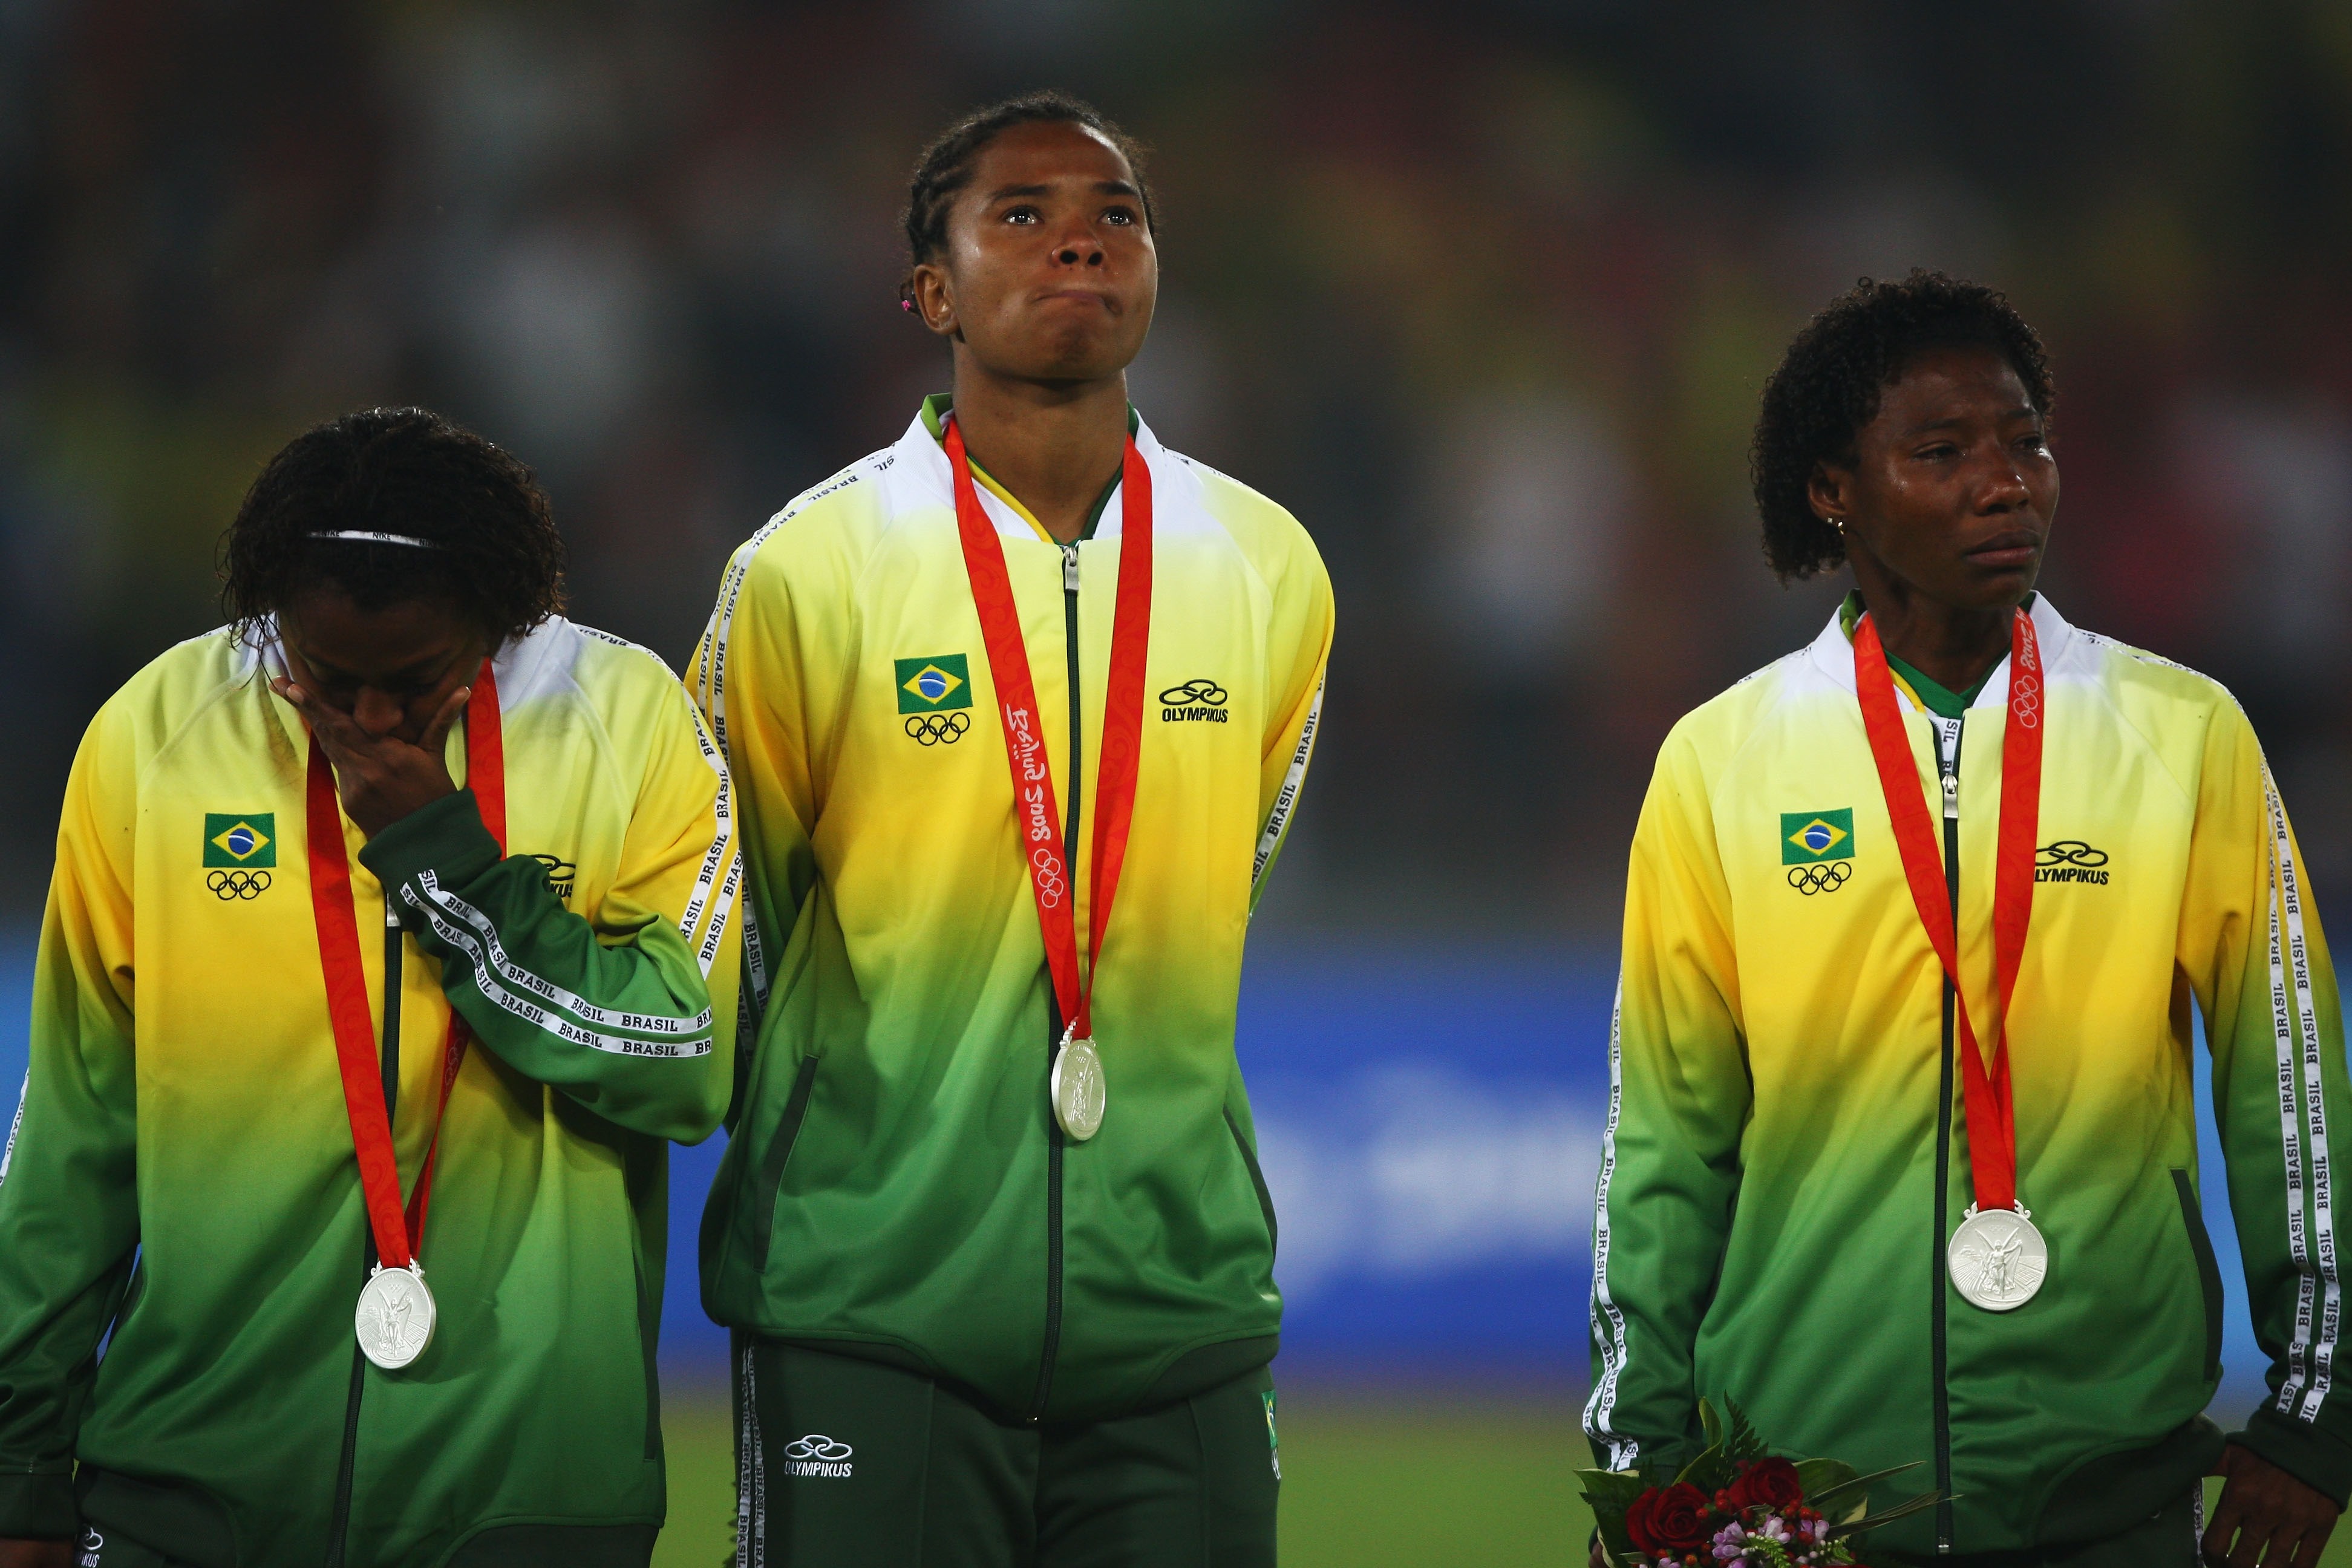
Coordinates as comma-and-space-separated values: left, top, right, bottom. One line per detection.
737, 1342, 768, 1568
1583, 976, 1638, 1470
673, 694, 739, 978
0, 1067, 25, 1188
1252, 677, 1324, 898
2270, 768, 2342, 1422
2265, 832, 2315, 1416
703, 505, 814, 1018
407, 872, 715, 1055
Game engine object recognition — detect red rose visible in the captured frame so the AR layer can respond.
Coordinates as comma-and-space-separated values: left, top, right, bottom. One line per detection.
1625, 1483, 1713, 1553
1723, 1456, 1805, 1513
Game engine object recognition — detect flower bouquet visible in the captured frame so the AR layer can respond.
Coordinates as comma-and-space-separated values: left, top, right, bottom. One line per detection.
1578, 1400, 1942, 1568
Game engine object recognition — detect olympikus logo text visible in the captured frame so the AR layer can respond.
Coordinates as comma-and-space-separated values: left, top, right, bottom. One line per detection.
782, 1435, 854, 1478
2036, 841, 2111, 886
1160, 678, 1230, 724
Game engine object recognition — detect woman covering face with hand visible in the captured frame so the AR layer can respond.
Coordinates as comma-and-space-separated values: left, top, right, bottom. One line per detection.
0, 408, 738, 1568
1588, 273, 2348, 1567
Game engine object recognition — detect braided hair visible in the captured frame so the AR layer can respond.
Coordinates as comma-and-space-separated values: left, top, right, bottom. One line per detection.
898, 90, 1156, 310
221, 407, 566, 647
1752, 270, 2056, 581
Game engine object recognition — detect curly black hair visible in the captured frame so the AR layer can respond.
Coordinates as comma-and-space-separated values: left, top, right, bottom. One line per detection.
1752, 270, 2056, 581
898, 90, 1155, 310
221, 407, 566, 647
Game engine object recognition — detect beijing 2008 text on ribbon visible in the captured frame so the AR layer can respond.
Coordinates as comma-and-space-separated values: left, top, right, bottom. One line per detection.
305, 662, 506, 1367
1854, 610, 2047, 1310
944, 417, 1151, 1142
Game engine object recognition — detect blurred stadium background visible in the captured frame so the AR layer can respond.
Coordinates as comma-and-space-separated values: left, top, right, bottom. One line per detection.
3, 2, 2351, 1562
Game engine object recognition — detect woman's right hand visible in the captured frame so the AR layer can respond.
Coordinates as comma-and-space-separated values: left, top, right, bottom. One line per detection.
0, 1539, 73, 1568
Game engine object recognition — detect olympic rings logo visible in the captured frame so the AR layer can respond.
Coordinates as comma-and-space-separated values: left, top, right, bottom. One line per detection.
1786, 862, 1852, 896
2011, 670, 2042, 729
782, 1435, 854, 1462
1158, 678, 1229, 707
905, 712, 972, 746
206, 869, 272, 901
1031, 846, 1067, 907
2011, 623, 2042, 728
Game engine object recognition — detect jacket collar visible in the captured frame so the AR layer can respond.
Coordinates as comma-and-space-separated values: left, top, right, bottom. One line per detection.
1805, 590, 2077, 711
891, 401, 1170, 543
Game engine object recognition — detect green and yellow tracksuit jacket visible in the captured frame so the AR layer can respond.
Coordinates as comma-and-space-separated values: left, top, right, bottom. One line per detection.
1588, 594, 2352, 1555
693, 400, 1332, 1425
0, 616, 740, 1566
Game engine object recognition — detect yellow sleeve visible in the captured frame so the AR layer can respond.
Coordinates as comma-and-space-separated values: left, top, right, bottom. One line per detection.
691, 521, 852, 1113
0, 703, 142, 1537
2186, 698, 2352, 1497
1586, 723, 1749, 1472
364, 667, 739, 1144
601, 682, 742, 1140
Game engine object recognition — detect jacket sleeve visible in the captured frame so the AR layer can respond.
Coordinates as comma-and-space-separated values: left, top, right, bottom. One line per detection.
2186, 700, 2352, 1503
688, 531, 834, 1126
0, 707, 142, 1539
359, 682, 740, 1146
1249, 530, 1334, 911
1584, 725, 1749, 1474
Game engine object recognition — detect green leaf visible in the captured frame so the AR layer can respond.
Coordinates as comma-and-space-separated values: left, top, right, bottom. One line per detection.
1822, 1489, 1947, 1540
1805, 1460, 1926, 1520
1699, 1397, 1724, 1449
1718, 1396, 1766, 1463
1575, 1469, 1647, 1560
1575, 1468, 1649, 1515
1671, 1437, 1730, 1495
1791, 1456, 1858, 1500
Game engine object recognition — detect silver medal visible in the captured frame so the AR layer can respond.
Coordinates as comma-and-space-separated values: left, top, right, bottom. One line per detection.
1947, 1204, 2047, 1312
355, 1263, 437, 1369
1051, 1035, 1108, 1141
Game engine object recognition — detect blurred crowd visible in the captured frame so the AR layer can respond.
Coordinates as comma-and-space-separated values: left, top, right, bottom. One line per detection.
2, 0, 2348, 931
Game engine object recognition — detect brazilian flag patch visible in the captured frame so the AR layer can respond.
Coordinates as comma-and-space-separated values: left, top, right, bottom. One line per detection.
1782, 809, 1854, 865
895, 655, 973, 716
204, 813, 276, 868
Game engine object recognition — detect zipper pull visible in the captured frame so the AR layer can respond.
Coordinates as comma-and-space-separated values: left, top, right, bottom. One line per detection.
1937, 716, 1962, 819
1063, 543, 1080, 592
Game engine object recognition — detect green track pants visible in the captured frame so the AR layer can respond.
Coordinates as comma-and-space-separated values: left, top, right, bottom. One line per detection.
730, 1338, 1280, 1567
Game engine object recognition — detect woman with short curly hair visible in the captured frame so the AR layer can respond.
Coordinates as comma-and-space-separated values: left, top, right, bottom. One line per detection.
1588, 273, 2348, 1566
0, 408, 739, 1567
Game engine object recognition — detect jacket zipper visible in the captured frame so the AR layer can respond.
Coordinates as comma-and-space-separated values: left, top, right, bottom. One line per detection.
1027, 540, 1083, 1424
1932, 714, 1962, 1555
326, 904, 403, 1565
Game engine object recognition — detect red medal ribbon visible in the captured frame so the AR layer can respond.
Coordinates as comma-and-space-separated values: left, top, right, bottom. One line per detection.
305, 662, 505, 1270
1854, 609, 2043, 1212
944, 416, 1151, 1046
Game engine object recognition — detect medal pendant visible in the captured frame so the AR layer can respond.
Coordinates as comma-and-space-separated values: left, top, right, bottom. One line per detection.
1948, 1204, 2047, 1312
1051, 1035, 1108, 1141
355, 1263, 437, 1370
